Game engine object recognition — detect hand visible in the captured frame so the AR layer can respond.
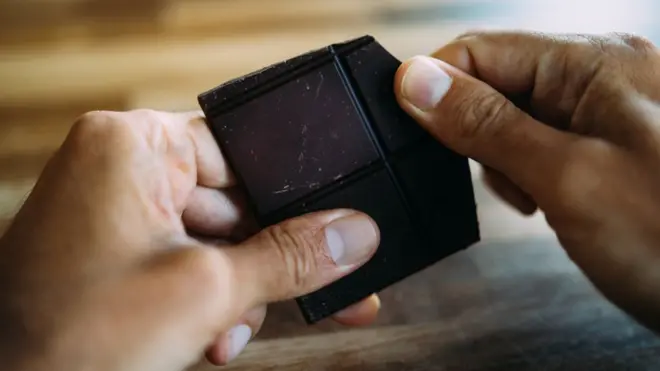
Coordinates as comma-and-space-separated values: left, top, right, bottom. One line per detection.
0, 110, 380, 371
395, 31, 660, 331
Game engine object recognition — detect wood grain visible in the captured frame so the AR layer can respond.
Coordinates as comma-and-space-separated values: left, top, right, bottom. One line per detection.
190, 238, 660, 370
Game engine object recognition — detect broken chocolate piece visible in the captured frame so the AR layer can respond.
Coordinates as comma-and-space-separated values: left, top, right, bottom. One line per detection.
198, 35, 480, 324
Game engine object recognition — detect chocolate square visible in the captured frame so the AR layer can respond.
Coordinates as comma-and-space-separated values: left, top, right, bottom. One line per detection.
199, 35, 480, 324
210, 63, 379, 215
343, 40, 427, 152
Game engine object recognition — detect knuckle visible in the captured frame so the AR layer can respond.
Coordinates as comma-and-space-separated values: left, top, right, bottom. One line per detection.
69, 109, 161, 140
264, 222, 321, 292
67, 110, 129, 148
71, 110, 118, 136
65, 109, 167, 156
578, 34, 612, 53
126, 108, 162, 123
572, 33, 654, 56
451, 91, 513, 141
607, 32, 656, 51
455, 29, 486, 41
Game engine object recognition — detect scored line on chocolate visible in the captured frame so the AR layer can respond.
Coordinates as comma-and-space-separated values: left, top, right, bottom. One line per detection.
202, 35, 430, 228
257, 136, 437, 225
328, 44, 421, 233
259, 159, 384, 225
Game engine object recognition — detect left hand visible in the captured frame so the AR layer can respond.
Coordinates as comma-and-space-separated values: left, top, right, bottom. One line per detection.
0, 110, 381, 371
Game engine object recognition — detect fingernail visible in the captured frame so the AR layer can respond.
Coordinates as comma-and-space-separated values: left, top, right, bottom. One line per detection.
226, 324, 252, 362
325, 214, 379, 267
401, 56, 453, 111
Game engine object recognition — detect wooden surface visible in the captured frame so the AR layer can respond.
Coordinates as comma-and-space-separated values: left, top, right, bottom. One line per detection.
3, 1, 660, 370
195, 238, 660, 370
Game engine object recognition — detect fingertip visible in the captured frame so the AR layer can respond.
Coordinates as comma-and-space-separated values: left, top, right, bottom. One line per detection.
204, 324, 252, 366
183, 187, 241, 236
204, 306, 266, 366
183, 186, 254, 239
205, 339, 226, 366
332, 294, 381, 326
396, 55, 454, 112
324, 211, 380, 268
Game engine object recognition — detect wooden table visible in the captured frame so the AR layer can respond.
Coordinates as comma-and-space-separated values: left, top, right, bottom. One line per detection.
192, 237, 660, 370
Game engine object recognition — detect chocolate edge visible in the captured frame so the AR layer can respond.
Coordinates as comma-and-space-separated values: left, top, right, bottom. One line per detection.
198, 35, 376, 115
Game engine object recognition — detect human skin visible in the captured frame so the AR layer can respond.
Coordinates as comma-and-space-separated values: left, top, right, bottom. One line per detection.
0, 110, 381, 371
396, 31, 660, 332
2, 30, 660, 371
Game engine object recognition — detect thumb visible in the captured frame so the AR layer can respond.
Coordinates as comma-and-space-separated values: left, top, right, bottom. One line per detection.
394, 55, 577, 194
223, 209, 379, 307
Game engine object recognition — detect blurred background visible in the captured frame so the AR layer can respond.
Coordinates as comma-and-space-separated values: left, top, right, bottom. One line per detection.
1, 0, 659, 339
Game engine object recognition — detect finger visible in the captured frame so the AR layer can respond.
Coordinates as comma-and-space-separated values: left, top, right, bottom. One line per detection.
430, 31, 615, 128
183, 186, 256, 240
205, 305, 267, 366
181, 111, 236, 188
440, 31, 656, 92
108, 239, 378, 370
331, 294, 381, 327
205, 293, 381, 366
394, 55, 579, 197
154, 110, 235, 188
223, 209, 380, 307
123, 110, 236, 188
204, 294, 381, 366
431, 31, 555, 93
482, 167, 538, 216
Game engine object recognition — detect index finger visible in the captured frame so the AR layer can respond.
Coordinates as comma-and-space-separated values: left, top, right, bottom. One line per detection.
176, 111, 236, 188
432, 31, 595, 94
432, 31, 554, 93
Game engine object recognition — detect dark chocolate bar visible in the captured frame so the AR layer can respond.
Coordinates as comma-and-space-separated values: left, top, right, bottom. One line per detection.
198, 35, 480, 324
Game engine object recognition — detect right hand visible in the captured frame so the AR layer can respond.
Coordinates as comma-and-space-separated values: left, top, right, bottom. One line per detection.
394, 31, 660, 331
